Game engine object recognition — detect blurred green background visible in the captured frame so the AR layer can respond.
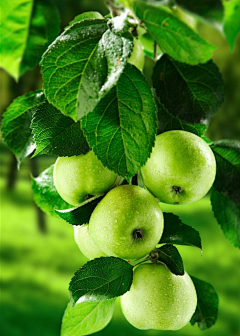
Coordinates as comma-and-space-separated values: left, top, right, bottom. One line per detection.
1, 1, 240, 336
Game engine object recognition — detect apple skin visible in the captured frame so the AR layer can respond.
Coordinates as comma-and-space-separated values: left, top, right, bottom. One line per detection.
74, 224, 107, 259
128, 38, 145, 71
141, 131, 216, 204
89, 185, 164, 260
53, 151, 117, 206
121, 263, 197, 330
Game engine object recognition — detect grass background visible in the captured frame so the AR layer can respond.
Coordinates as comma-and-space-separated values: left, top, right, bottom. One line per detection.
1, 151, 240, 336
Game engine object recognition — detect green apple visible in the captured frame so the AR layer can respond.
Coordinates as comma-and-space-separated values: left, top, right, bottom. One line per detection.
128, 38, 145, 71
53, 151, 117, 206
141, 130, 216, 204
121, 263, 197, 330
74, 224, 107, 259
89, 185, 164, 260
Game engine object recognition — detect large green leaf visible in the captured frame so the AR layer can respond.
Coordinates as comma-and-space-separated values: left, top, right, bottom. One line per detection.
152, 55, 224, 124
190, 276, 219, 330
210, 140, 240, 248
223, 0, 240, 51
32, 165, 71, 216
31, 101, 89, 157
211, 140, 240, 206
41, 16, 133, 121
61, 300, 115, 336
160, 213, 202, 251
211, 187, 240, 248
175, 0, 224, 24
0, 0, 60, 80
157, 244, 184, 276
82, 63, 157, 179
157, 102, 206, 136
55, 195, 104, 225
133, 1, 215, 65
1, 90, 45, 166
67, 12, 104, 28
69, 257, 133, 304
41, 19, 108, 120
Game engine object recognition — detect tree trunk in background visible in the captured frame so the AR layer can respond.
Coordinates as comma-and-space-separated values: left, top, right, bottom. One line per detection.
30, 157, 47, 234
6, 153, 18, 190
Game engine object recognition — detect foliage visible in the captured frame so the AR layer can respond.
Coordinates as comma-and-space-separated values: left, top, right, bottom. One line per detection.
1, 0, 240, 335
190, 276, 219, 330
0, 0, 60, 80
160, 213, 202, 251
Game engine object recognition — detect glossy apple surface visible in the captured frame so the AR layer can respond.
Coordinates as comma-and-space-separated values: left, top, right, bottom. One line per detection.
74, 224, 107, 259
121, 263, 197, 330
128, 38, 145, 71
141, 131, 216, 204
53, 151, 117, 206
89, 185, 164, 260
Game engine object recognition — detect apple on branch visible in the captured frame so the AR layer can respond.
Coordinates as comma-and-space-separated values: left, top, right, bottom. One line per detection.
74, 224, 107, 260
53, 150, 117, 206
141, 130, 216, 204
89, 185, 164, 260
121, 263, 197, 330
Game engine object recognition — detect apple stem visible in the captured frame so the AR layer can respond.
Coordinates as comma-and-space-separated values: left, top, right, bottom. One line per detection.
133, 255, 151, 268
172, 186, 182, 194
132, 228, 144, 240
149, 248, 160, 263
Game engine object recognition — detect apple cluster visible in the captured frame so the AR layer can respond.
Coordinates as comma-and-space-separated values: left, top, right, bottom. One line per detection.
53, 130, 216, 331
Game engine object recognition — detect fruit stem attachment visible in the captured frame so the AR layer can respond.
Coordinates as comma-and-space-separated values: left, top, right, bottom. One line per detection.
132, 228, 144, 240
149, 248, 160, 263
172, 186, 182, 194
132, 255, 151, 268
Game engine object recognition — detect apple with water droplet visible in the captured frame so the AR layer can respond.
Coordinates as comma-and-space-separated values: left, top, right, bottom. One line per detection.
74, 224, 107, 259
121, 263, 197, 330
53, 151, 117, 206
141, 130, 216, 204
89, 185, 164, 260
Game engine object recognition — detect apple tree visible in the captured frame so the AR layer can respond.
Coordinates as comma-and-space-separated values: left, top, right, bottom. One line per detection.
1, 0, 240, 335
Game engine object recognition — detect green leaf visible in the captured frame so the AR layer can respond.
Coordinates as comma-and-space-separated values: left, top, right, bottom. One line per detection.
55, 195, 104, 225
175, 0, 224, 24
157, 244, 184, 276
210, 140, 240, 248
0, 0, 60, 80
157, 102, 206, 136
31, 101, 89, 157
41, 19, 108, 120
190, 276, 219, 330
67, 12, 104, 28
82, 63, 157, 179
32, 165, 71, 216
41, 16, 133, 121
69, 257, 133, 304
133, 1, 215, 65
211, 140, 240, 206
61, 300, 115, 336
210, 187, 240, 248
223, 0, 240, 51
152, 55, 224, 124
159, 213, 202, 251
1, 90, 45, 167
